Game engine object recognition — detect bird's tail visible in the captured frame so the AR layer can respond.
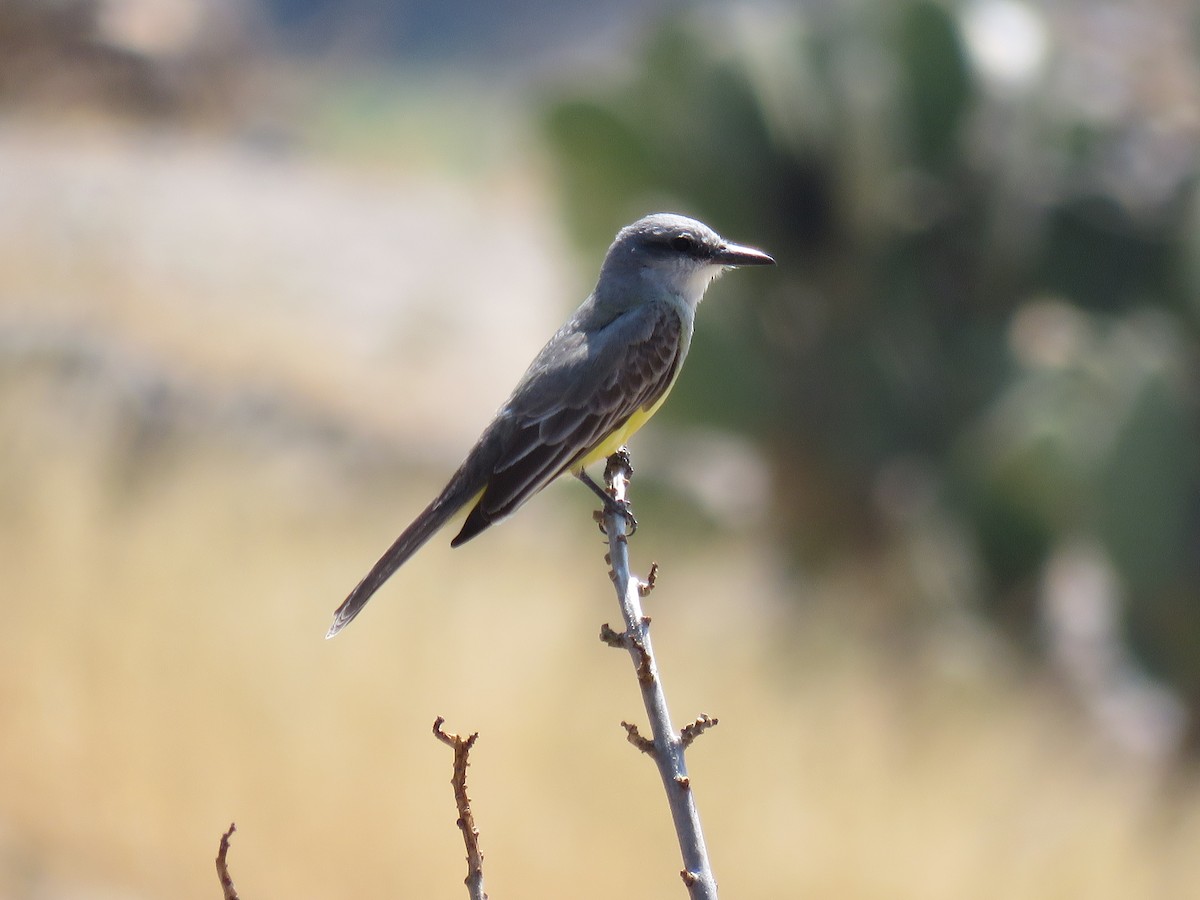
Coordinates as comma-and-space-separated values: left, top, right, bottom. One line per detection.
326, 468, 484, 638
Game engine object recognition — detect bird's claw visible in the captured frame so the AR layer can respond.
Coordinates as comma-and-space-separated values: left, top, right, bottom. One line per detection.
597, 498, 638, 537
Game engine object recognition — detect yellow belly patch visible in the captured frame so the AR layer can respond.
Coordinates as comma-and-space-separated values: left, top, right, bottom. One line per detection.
572, 387, 673, 473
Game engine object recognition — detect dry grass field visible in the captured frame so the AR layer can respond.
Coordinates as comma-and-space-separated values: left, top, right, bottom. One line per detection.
1, 118, 1198, 899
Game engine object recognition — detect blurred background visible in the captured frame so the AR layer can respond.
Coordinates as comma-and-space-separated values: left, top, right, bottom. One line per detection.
1, 0, 1199, 896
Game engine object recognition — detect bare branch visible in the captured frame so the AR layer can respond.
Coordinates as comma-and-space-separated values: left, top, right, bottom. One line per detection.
600, 448, 719, 899
432, 717, 488, 900
215, 822, 240, 900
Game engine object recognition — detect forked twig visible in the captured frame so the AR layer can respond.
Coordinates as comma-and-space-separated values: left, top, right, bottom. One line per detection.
433, 717, 488, 900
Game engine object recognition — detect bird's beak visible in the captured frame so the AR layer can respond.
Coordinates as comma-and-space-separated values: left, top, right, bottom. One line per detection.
714, 241, 775, 267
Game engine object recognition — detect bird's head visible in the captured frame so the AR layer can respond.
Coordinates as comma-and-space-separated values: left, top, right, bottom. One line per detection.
600, 213, 775, 309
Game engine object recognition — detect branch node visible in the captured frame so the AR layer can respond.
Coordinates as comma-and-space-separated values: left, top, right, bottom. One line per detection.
680, 714, 720, 749
599, 622, 626, 647
626, 634, 654, 683
604, 446, 634, 488
620, 720, 656, 756
674, 774, 691, 790
681, 869, 698, 887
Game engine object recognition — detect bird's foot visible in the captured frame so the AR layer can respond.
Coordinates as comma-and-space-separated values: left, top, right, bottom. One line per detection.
578, 467, 638, 536
597, 497, 638, 537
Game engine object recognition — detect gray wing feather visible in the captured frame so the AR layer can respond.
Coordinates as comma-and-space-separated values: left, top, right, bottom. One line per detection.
329, 301, 684, 636
451, 302, 683, 545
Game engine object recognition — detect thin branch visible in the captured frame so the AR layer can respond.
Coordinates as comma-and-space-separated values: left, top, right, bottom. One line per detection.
600, 448, 719, 899
433, 717, 488, 900
215, 822, 240, 900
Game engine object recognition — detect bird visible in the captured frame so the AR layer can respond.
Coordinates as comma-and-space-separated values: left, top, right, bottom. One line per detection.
327, 213, 774, 637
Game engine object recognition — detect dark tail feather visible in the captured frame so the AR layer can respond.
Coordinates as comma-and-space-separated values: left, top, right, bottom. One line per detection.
326, 471, 483, 638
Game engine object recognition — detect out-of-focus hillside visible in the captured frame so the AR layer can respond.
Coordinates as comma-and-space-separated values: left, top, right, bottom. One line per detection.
0, 119, 573, 450
1, 1, 1199, 899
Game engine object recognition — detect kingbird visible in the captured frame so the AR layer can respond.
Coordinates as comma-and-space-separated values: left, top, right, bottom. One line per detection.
327, 213, 774, 637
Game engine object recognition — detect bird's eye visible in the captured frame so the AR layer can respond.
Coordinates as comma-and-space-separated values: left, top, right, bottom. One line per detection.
670, 234, 696, 253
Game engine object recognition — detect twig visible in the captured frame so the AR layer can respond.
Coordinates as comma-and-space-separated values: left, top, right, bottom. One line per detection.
639, 563, 659, 597
680, 714, 720, 749
433, 717, 488, 900
621, 720, 657, 754
215, 822, 240, 900
600, 449, 719, 899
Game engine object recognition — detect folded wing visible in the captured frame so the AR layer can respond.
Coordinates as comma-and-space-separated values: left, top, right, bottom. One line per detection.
451, 302, 683, 546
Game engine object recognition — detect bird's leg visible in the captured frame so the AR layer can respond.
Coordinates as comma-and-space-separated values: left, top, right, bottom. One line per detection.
576, 467, 638, 536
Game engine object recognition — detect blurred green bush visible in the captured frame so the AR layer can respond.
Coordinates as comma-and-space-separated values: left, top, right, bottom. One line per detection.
542, 1, 1200, 753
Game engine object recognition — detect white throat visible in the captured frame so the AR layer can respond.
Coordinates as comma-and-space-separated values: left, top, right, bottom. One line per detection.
645, 261, 724, 310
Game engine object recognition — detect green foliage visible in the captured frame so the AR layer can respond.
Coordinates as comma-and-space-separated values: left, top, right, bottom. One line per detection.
541, 1, 1200, 730
896, 1, 973, 169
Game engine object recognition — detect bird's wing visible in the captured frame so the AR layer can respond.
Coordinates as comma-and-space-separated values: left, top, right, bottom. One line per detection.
451, 302, 683, 545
